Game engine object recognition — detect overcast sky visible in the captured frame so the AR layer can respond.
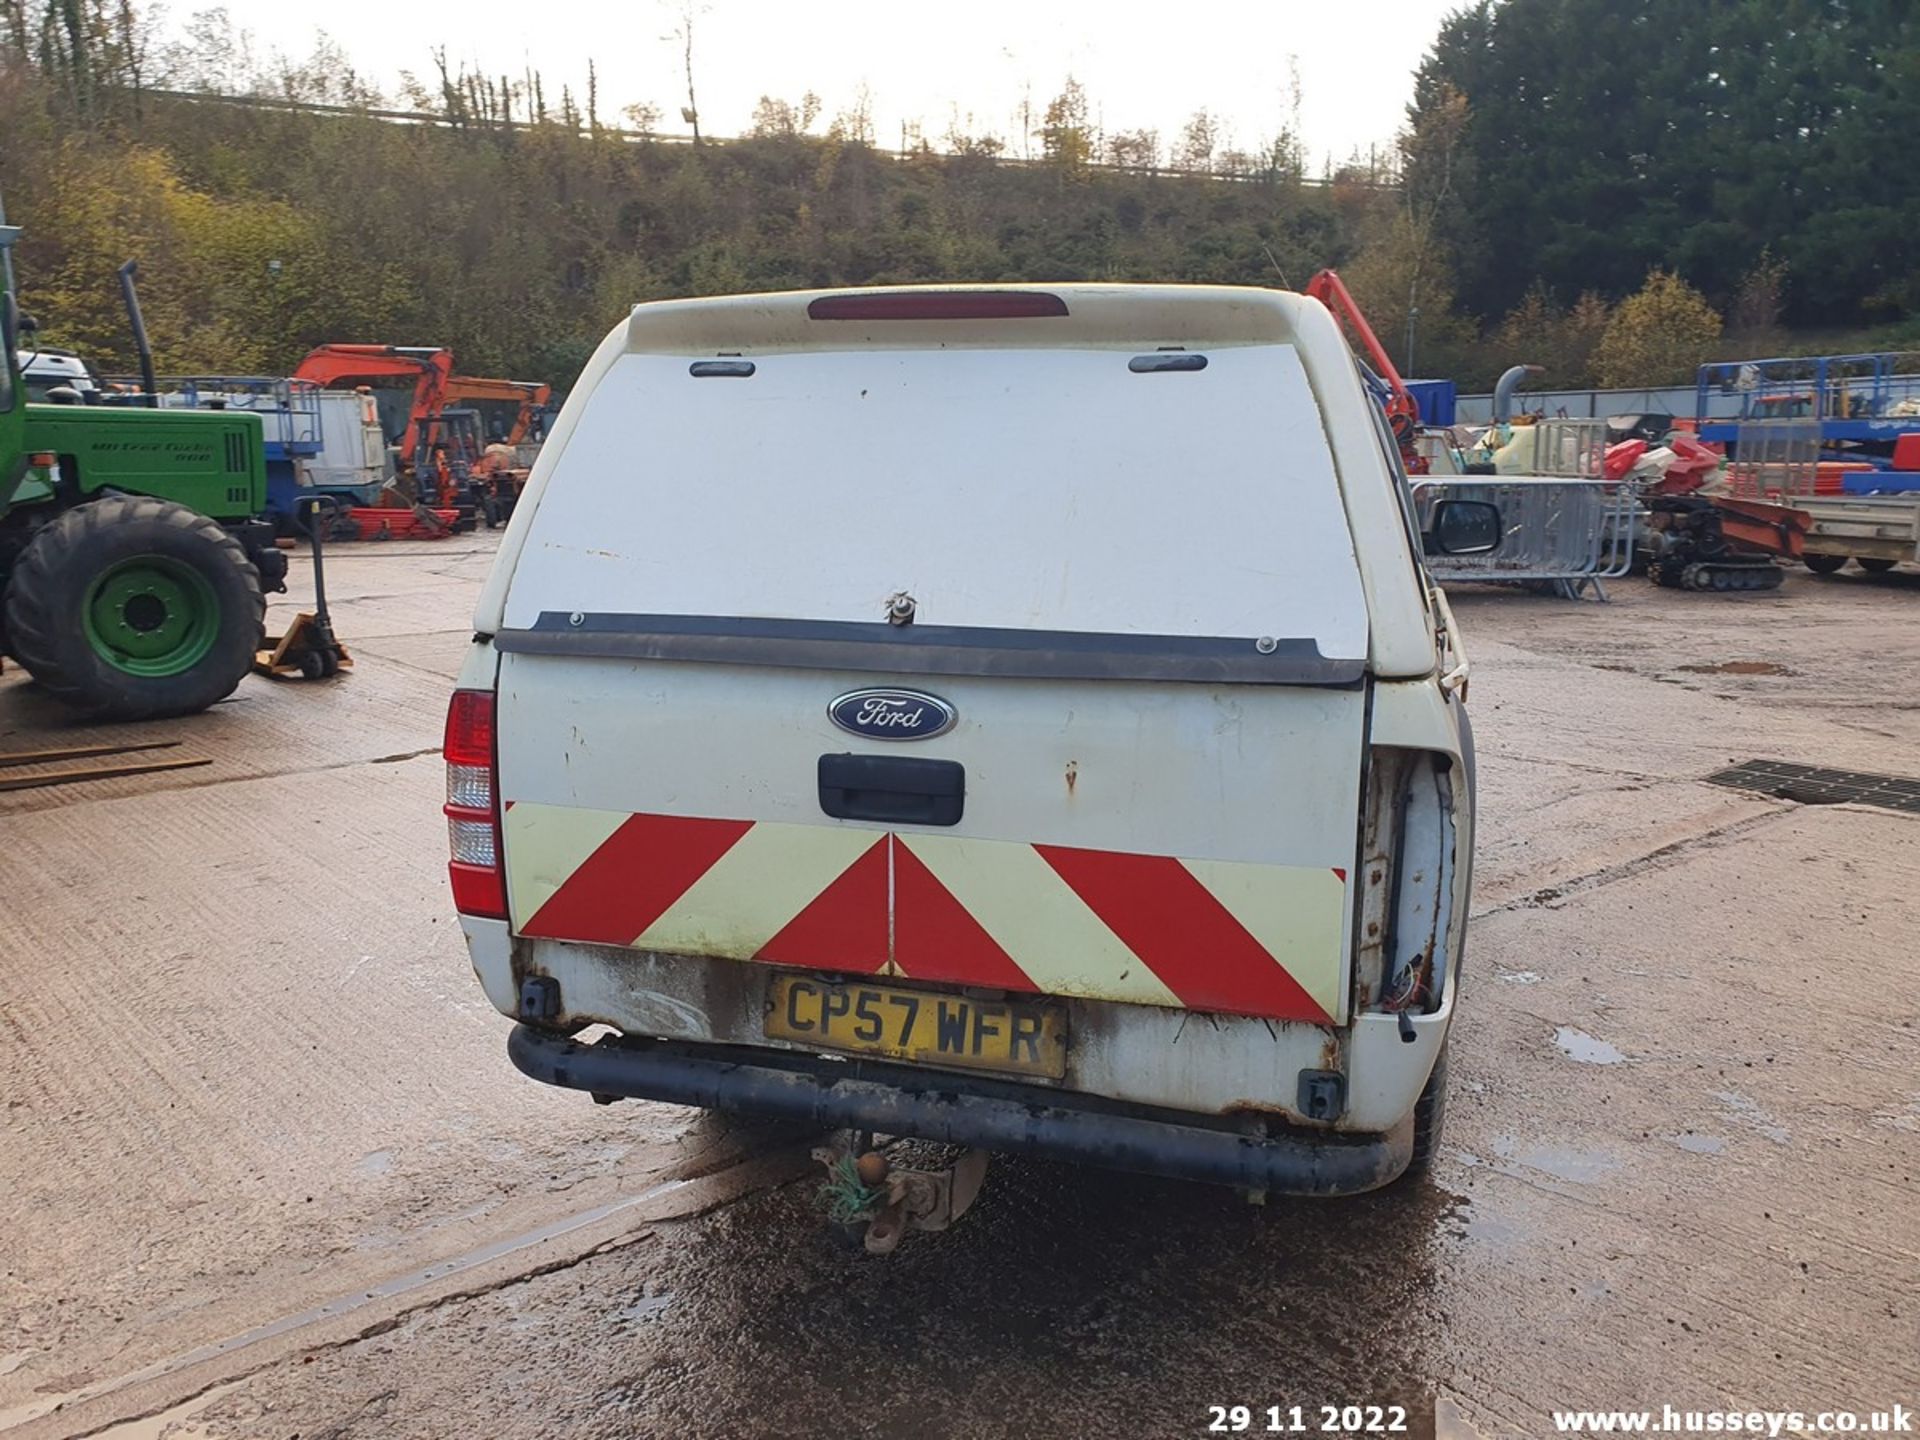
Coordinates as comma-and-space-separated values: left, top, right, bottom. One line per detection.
183, 1, 1459, 167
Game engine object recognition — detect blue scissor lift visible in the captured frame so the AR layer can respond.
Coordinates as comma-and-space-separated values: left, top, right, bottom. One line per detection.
1697, 353, 1920, 492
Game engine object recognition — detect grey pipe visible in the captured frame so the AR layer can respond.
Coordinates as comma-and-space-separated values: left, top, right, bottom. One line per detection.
117, 260, 158, 408
1493, 364, 1545, 423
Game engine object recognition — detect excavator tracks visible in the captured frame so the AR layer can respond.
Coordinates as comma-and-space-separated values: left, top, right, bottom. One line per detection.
1651, 559, 1786, 592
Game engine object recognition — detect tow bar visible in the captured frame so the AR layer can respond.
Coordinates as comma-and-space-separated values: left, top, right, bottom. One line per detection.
813, 1136, 990, 1255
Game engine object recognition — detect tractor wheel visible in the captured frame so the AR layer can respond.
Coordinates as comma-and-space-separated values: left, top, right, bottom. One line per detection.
1803, 554, 1848, 575
2, 495, 266, 720
1856, 557, 1898, 574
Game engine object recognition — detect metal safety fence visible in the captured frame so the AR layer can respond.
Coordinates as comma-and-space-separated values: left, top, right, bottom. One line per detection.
1527, 419, 1610, 479
1724, 419, 1820, 501
1413, 478, 1639, 600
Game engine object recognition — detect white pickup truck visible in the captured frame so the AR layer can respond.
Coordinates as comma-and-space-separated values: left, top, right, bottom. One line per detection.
447, 284, 1493, 1198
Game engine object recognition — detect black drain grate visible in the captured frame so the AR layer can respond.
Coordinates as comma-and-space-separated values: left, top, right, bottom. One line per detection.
1706, 759, 1920, 814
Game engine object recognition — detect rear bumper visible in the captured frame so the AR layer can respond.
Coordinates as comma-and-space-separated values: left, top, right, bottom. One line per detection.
507, 1025, 1414, 1197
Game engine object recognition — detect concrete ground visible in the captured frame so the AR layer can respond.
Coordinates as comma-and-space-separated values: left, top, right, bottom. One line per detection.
1, 538, 1915, 1440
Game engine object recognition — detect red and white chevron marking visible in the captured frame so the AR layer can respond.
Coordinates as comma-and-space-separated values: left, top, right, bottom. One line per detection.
502, 803, 1347, 1024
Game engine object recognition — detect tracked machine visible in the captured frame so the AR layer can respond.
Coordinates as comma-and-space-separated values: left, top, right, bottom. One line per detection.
1641, 493, 1811, 591
1608, 431, 1813, 592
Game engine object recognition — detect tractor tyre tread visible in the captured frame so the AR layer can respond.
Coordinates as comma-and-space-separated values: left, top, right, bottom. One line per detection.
2, 495, 265, 720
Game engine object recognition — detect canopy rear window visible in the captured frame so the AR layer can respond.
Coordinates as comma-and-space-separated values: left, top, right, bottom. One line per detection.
502, 343, 1368, 663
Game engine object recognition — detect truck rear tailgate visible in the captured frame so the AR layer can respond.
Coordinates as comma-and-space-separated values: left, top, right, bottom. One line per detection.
494, 336, 1369, 1028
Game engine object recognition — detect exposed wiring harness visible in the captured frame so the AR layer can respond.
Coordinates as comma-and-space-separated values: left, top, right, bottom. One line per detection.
1382, 964, 1428, 1013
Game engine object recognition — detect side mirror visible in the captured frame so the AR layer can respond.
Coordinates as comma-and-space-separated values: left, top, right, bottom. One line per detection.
1427, 499, 1503, 555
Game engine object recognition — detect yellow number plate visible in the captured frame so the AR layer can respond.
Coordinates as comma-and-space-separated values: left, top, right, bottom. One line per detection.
765, 976, 1066, 1080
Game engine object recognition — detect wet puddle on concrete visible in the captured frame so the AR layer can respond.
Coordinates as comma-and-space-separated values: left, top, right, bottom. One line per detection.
1554, 1026, 1627, 1064
1439, 1191, 1526, 1250
1435, 1395, 1490, 1438
612, 1291, 676, 1326
1671, 1133, 1726, 1155
534, 1152, 1475, 1438
1713, 1090, 1791, 1145
1676, 660, 1793, 676
1488, 1136, 1621, 1185
1872, 1093, 1920, 1134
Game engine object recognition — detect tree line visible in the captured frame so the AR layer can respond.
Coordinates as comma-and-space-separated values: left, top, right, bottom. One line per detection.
2, 0, 1914, 396
1399, 0, 1920, 383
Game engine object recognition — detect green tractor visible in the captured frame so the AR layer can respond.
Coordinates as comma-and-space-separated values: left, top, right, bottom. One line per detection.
1, 230, 287, 720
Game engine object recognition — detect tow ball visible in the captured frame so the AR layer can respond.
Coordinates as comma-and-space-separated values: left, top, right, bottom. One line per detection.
812, 1139, 990, 1255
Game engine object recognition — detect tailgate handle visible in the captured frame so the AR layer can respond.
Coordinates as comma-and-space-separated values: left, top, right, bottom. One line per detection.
817, 753, 964, 827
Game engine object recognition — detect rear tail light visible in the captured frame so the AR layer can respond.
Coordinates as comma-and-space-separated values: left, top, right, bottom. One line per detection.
444, 689, 506, 919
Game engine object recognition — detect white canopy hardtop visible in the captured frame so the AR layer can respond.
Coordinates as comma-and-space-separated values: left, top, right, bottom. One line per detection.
478, 284, 1436, 679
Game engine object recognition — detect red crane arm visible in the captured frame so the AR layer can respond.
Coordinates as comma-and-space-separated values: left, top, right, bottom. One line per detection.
1302, 269, 1425, 472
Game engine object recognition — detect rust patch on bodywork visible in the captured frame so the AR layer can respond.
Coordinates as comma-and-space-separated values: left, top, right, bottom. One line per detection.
1222, 1027, 1342, 1123
1353, 749, 1407, 1010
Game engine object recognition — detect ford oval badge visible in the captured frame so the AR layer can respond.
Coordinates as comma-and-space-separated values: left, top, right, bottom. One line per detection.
828, 687, 956, 741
